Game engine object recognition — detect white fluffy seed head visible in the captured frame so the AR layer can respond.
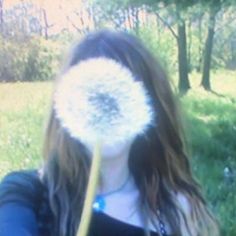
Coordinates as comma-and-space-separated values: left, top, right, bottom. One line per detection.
53, 57, 154, 146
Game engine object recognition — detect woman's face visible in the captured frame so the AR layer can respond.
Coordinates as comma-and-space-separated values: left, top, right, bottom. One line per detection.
85, 138, 134, 160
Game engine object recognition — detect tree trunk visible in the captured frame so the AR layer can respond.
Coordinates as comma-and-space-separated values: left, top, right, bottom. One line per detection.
197, 13, 204, 72
201, 7, 218, 90
126, 7, 132, 30
187, 19, 192, 73
176, 8, 190, 94
42, 8, 49, 40
229, 37, 236, 69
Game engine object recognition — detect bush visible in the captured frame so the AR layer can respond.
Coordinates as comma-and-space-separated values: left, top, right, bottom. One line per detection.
0, 36, 61, 82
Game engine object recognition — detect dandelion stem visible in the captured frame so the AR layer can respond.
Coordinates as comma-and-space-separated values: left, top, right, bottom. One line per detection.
76, 140, 101, 236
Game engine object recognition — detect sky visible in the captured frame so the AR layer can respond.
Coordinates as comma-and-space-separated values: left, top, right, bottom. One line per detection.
4, 0, 84, 9
3, 0, 90, 34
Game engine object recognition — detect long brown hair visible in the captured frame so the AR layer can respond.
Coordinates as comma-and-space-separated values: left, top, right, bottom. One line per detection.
42, 30, 219, 236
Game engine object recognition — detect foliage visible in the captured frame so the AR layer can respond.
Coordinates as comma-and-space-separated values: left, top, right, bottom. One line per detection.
1, 1, 41, 38
0, 36, 61, 82
213, 6, 236, 69
137, 25, 177, 73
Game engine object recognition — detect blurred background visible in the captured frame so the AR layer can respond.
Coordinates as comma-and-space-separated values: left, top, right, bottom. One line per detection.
0, 0, 235, 235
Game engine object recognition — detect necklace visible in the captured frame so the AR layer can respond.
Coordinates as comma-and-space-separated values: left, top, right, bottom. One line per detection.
93, 176, 130, 212
157, 209, 167, 236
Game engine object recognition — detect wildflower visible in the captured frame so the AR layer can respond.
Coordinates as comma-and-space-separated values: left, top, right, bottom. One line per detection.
53, 57, 154, 146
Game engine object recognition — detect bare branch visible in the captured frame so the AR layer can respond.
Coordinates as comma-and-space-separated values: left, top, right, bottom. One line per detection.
66, 15, 79, 31
154, 11, 178, 40
66, 15, 84, 34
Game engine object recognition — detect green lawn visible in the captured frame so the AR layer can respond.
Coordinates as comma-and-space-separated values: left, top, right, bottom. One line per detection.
0, 71, 235, 235
0, 81, 53, 174
181, 71, 236, 236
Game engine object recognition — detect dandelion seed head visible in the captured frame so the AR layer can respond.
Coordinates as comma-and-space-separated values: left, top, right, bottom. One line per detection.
53, 57, 154, 146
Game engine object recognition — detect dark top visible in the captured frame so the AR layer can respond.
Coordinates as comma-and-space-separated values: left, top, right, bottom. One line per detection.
0, 170, 161, 236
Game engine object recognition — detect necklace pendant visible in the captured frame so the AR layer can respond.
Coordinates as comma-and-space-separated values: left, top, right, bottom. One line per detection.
93, 195, 105, 212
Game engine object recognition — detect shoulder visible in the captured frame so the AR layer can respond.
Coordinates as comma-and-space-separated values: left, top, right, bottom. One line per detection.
175, 192, 192, 215
0, 170, 45, 209
175, 192, 199, 236
0, 170, 46, 236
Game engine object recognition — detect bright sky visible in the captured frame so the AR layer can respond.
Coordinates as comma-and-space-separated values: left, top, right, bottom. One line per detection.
4, 0, 84, 9
4, 0, 89, 33
4, 0, 84, 20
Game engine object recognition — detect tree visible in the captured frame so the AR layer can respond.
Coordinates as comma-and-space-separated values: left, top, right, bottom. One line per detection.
99, 0, 196, 94
138, 0, 196, 94
1, 1, 42, 40
201, 0, 234, 90
40, 7, 50, 39
201, 2, 220, 90
0, 0, 3, 33
213, 6, 236, 69
175, 2, 190, 94
127, 1, 196, 94
91, 0, 140, 32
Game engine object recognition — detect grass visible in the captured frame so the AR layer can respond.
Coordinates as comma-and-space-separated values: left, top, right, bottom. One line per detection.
0, 81, 53, 175
181, 71, 236, 236
0, 70, 235, 235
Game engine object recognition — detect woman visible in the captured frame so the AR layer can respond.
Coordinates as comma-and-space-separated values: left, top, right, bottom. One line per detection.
0, 30, 219, 236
